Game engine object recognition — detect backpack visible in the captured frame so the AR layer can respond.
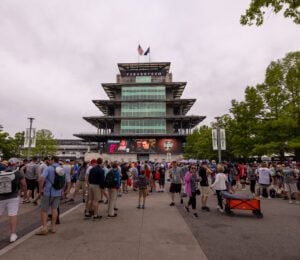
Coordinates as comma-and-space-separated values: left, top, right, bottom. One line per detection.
105, 169, 117, 188
52, 166, 66, 190
0, 170, 16, 194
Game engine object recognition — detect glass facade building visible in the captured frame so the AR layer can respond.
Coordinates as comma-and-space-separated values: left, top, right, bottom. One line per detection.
74, 61, 205, 161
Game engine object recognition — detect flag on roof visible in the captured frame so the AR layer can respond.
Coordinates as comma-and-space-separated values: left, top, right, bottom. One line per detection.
144, 47, 150, 56
137, 45, 144, 55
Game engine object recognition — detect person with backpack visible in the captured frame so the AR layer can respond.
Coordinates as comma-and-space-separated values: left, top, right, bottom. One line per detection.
105, 162, 121, 218
136, 169, 149, 209
23, 157, 39, 203
0, 158, 26, 243
85, 158, 105, 219
36, 156, 66, 235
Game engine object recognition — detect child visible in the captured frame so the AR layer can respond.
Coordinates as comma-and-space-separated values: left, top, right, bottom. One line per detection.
136, 170, 149, 209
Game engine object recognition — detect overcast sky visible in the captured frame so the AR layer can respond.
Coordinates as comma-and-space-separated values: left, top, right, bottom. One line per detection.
0, 0, 299, 139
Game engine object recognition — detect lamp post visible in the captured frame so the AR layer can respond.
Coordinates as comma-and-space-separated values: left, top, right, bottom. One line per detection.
27, 117, 35, 160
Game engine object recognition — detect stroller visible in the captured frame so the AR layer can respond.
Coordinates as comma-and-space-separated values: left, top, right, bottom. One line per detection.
221, 191, 263, 218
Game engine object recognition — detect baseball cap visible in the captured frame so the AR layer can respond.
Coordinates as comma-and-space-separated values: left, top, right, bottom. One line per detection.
8, 158, 20, 165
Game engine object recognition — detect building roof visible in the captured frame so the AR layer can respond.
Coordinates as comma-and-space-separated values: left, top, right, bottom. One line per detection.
82, 115, 205, 129
92, 99, 197, 115
74, 133, 188, 142
117, 62, 171, 75
102, 82, 186, 99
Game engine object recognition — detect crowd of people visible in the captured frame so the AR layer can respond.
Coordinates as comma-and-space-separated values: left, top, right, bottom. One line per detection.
0, 157, 299, 243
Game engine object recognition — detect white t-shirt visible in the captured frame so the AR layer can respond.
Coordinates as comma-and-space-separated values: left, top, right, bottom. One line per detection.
258, 167, 271, 185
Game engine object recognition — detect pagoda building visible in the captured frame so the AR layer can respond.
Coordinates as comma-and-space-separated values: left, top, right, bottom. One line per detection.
74, 62, 205, 162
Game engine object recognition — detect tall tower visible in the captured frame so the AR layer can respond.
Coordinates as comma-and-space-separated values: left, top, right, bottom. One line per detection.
74, 62, 205, 162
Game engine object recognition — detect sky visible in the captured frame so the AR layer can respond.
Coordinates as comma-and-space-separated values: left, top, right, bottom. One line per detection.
0, 0, 299, 139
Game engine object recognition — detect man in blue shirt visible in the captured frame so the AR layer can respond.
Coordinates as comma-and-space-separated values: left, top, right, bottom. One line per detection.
36, 156, 65, 235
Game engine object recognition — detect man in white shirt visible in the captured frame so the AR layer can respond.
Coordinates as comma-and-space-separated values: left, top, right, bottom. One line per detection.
257, 162, 272, 199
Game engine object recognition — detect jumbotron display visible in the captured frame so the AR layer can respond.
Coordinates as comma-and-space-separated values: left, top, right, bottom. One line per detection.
106, 139, 182, 154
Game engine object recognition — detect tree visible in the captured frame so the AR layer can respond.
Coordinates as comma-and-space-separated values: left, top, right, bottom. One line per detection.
256, 51, 300, 160
10, 132, 25, 158
184, 126, 217, 160
30, 129, 57, 158
0, 131, 15, 160
241, 0, 300, 26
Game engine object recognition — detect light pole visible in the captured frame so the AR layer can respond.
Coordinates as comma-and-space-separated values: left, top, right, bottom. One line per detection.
27, 117, 35, 160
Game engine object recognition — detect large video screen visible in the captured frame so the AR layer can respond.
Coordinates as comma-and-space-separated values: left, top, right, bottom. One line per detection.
106, 138, 182, 154
157, 139, 182, 153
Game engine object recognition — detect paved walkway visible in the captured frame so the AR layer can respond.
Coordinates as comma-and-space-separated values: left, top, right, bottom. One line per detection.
0, 191, 207, 260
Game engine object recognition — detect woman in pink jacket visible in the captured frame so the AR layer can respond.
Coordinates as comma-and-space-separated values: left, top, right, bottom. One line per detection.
184, 165, 200, 218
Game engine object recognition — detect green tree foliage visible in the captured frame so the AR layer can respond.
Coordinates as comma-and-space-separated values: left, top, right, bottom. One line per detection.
0, 131, 15, 159
184, 126, 217, 160
11, 132, 25, 158
184, 51, 300, 161
30, 129, 57, 158
241, 0, 300, 26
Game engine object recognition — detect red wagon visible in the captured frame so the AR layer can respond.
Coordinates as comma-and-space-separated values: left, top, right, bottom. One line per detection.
221, 191, 263, 218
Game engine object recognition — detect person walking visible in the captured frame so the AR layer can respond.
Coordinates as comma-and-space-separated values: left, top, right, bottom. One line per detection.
136, 170, 149, 209
105, 162, 121, 218
184, 164, 200, 217
210, 164, 228, 213
169, 160, 183, 206
257, 162, 272, 199
36, 157, 66, 235
198, 161, 212, 211
0, 158, 26, 242
86, 158, 105, 219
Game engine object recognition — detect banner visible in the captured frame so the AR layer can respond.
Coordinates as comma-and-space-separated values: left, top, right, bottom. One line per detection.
220, 129, 226, 150
212, 129, 218, 150
24, 128, 36, 148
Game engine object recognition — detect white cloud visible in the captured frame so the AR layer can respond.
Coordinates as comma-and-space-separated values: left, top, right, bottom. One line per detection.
0, 0, 299, 137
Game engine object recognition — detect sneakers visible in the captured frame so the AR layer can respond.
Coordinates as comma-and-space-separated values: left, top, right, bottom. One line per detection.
10, 233, 18, 243
289, 200, 293, 204
218, 208, 224, 213
296, 201, 300, 204
35, 229, 48, 236
169, 202, 175, 206
93, 215, 102, 220
193, 213, 199, 218
107, 213, 117, 218
114, 208, 119, 211
201, 206, 210, 212
137, 205, 141, 209
141, 205, 145, 209
184, 206, 190, 213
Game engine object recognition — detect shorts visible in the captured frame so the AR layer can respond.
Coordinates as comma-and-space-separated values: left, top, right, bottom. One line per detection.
159, 179, 165, 186
169, 183, 181, 193
40, 196, 61, 212
0, 197, 20, 216
26, 178, 37, 191
139, 189, 147, 197
76, 180, 86, 191
200, 186, 210, 197
284, 183, 298, 194
88, 184, 101, 202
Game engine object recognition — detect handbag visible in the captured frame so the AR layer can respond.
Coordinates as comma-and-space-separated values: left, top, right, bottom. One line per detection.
196, 189, 201, 195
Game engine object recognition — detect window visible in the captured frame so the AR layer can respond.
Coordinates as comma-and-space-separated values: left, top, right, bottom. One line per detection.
121, 86, 166, 100
121, 119, 166, 134
121, 102, 166, 117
